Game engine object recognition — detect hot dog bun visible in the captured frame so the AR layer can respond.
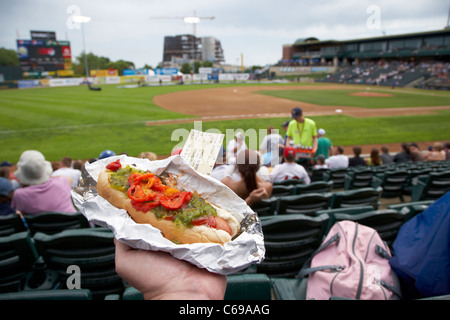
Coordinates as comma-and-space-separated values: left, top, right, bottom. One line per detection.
97, 169, 240, 245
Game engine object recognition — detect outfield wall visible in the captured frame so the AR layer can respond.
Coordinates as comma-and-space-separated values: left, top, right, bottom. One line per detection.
17, 73, 251, 89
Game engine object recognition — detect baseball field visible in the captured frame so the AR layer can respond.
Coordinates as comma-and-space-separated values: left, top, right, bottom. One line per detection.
1, 82, 449, 163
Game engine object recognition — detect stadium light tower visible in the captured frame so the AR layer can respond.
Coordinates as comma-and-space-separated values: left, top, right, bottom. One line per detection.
150, 10, 215, 37
73, 15, 91, 78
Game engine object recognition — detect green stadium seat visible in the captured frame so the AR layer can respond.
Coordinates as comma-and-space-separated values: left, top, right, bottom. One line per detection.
32, 228, 124, 299
0, 289, 92, 300
24, 211, 90, 235
277, 193, 333, 216
330, 187, 382, 210
225, 274, 272, 300
0, 214, 27, 237
0, 231, 40, 293
257, 213, 330, 278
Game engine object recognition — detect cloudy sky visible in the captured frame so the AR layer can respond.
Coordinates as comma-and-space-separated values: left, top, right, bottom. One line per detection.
1, 0, 449, 68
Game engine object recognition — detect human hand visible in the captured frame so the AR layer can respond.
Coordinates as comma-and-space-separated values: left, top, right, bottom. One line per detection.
114, 239, 227, 300
245, 188, 269, 206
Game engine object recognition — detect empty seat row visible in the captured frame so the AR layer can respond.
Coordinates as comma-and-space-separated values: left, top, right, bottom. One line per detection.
0, 228, 124, 299
0, 211, 90, 238
252, 187, 383, 216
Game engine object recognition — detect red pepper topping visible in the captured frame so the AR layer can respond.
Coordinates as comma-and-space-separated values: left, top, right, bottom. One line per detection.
106, 159, 121, 172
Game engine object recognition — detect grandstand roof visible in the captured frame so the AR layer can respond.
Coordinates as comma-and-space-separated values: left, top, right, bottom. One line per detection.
292, 28, 450, 47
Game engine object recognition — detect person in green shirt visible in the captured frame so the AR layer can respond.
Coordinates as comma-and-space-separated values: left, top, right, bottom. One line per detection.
286, 107, 318, 151
286, 107, 318, 169
315, 128, 332, 160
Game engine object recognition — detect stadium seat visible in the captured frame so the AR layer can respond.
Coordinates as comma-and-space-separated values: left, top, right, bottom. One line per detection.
225, 274, 272, 300
327, 168, 348, 189
0, 232, 40, 293
372, 169, 409, 202
0, 289, 92, 300
277, 193, 333, 216
411, 170, 450, 202
294, 180, 333, 195
0, 214, 27, 237
387, 200, 434, 222
344, 167, 374, 190
273, 178, 304, 186
32, 228, 124, 299
257, 213, 330, 278
271, 277, 307, 300
332, 209, 408, 245
330, 186, 383, 210
310, 168, 330, 182
270, 185, 296, 197
24, 211, 90, 235
315, 205, 376, 234
250, 197, 279, 216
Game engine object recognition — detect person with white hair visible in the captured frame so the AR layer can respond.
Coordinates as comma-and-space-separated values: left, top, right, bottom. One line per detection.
226, 131, 247, 164
314, 128, 332, 160
11, 150, 77, 215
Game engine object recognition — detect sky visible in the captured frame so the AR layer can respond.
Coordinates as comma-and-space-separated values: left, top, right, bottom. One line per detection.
1, 0, 449, 68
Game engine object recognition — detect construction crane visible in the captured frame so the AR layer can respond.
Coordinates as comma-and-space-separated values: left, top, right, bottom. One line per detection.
150, 10, 215, 37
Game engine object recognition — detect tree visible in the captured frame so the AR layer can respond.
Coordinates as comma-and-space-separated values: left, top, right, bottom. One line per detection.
180, 63, 192, 74
0, 48, 19, 66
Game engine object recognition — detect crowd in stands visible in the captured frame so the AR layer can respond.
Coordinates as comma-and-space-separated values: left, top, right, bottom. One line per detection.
319, 60, 449, 88
1, 130, 449, 218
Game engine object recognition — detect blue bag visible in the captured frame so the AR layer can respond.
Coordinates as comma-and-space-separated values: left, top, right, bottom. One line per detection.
389, 191, 450, 299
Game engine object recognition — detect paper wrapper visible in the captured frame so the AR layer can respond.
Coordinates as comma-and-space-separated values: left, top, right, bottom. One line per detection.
71, 154, 265, 275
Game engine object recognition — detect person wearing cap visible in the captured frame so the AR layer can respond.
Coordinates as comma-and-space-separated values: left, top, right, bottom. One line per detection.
0, 177, 15, 216
286, 107, 318, 167
315, 128, 332, 160
270, 147, 311, 184
11, 150, 77, 215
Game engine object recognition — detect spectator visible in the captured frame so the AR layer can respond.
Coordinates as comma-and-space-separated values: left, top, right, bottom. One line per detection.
51, 156, 82, 188
11, 150, 77, 215
281, 120, 290, 146
314, 128, 332, 160
348, 146, 366, 167
445, 142, 450, 160
314, 154, 328, 169
286, 107, 318, 150
286, 107, 318, 170
270, 147, 311, 184
221, 150, 272, 206
259, 126, 284, 166
393, 143, 411, 163
409, 143, 425, 162
367, 148, 383, 166
424, 142, 446, 161
99, 150, 116, 159
325, 146, 349, 169
138, 152, 158, 161
0, 177, 15, 216
380, 146, 394, 164
210, 147, 229, 181
226, 132, 247, 164
0, 166, 20, 190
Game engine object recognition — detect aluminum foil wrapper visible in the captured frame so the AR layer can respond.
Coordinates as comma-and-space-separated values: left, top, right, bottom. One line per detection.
71, 154, 265, 275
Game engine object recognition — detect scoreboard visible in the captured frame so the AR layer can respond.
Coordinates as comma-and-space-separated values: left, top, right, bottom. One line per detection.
16, 39, 72, 73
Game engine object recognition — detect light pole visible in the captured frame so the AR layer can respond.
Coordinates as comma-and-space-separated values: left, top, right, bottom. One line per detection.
73, 15, 91, 80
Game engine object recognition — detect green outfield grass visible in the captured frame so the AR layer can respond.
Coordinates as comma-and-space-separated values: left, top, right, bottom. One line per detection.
258, 87, 450, 108
1, 82, 449, 163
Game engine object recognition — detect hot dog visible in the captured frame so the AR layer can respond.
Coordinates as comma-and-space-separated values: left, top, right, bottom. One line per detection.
97, 159, 240, 245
